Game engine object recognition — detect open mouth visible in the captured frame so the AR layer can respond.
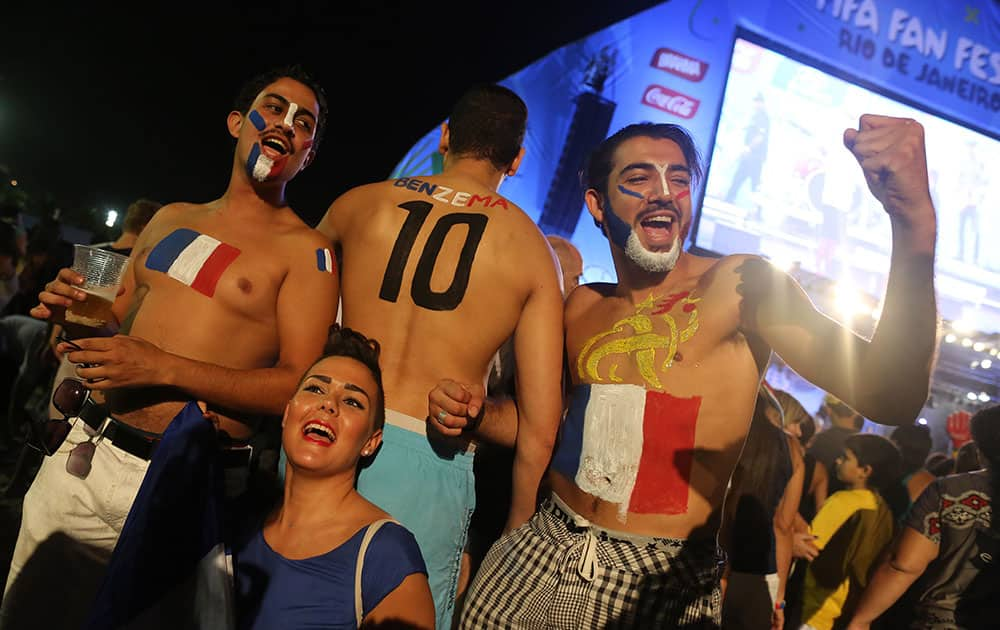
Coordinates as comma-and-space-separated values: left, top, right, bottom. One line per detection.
302, 420, 336, 446
638, 213, 676, 244
261, 136, 290, 157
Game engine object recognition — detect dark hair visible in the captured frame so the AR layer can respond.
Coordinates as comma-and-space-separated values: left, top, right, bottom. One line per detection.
954, 441, 982, 474
232, 64, 329, 152
304, 324, 385, 431
844, 433, 902, 495
798, 412, 817, 445
122, 198, 163, 235
970, 405, 1000, 532
582, 122, 704, 198
890, 424, 933, 476
446, 84, 527, 171
732, 389, 793, 518
925, 451, 955, 477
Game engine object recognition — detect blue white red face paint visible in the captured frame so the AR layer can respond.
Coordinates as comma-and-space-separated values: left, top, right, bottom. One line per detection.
145, 229, 242, 298
603, 162, 690, 272
244, 102, 312, 182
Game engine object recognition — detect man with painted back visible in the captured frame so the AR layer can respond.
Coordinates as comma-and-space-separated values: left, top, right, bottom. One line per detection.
317, 84, 564, 628
2, 65, 338, 629
440, 114, 938, 627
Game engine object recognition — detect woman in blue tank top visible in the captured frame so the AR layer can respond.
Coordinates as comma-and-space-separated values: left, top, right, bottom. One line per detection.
234, 325, 434, 629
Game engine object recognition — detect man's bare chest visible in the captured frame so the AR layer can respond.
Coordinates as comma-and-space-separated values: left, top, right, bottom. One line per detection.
133, 226, 285, 317
569, 289, 734, 390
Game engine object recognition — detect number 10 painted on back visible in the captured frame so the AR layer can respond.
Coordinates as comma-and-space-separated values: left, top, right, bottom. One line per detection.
379, 200, 489, 311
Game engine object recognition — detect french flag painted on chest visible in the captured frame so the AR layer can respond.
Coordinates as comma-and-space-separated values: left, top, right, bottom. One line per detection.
145, 228, 241, 298
551, 383, 701, 519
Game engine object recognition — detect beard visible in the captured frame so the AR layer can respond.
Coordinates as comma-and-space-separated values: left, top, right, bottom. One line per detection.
624, 231, 681, 273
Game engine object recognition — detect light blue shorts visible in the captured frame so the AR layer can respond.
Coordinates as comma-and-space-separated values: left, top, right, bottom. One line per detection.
357, 410, 476, 630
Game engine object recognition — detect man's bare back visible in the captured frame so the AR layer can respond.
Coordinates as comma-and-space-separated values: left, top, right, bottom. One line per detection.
322, 172, 559, 421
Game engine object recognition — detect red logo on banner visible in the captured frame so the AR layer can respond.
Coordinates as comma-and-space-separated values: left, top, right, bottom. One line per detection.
641, 85, 700, 119
650, 48, 708, 82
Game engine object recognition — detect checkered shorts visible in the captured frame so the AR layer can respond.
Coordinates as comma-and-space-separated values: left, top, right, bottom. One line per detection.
460, 494, 723, 629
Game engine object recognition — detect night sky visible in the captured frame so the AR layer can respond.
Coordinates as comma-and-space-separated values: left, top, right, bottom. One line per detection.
2, 2, 662, 228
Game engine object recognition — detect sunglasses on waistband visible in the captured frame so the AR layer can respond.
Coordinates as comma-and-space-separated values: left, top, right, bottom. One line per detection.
29, 377, 95, 456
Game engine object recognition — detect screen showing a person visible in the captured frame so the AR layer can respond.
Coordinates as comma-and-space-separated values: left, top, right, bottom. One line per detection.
696, 35, 1000, 334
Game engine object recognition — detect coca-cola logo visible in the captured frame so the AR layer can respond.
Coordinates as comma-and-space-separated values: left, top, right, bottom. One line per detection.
650, 48, 708, 82
641, 85, 700, 119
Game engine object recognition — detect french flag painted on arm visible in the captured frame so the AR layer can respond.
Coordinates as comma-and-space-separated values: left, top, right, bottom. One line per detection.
316, 248, 336, 273
145, 228, 241, 297
551, 383, 701, 520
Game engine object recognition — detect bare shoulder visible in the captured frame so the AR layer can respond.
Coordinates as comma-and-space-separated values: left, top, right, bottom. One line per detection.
329, 180, 392, 211
320, 181, 388, 228
565, 282, 615, 317
143, 201, 204, 227
692, 252, 785, 296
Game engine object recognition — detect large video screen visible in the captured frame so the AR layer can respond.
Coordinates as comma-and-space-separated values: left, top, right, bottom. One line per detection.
695, 33, 1000, 333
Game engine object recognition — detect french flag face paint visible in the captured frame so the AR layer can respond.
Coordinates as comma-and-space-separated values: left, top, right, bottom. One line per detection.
282, 103, 299, 128
551, 383, 701, 522
315, 248, 336, 274
145, 229, 241, 297
246, 143, 287, 182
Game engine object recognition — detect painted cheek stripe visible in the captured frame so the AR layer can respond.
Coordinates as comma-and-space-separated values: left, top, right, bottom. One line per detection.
145, 228, 242, 298
283, 103, 299, 128
617, 184, 644, 199
675, 190, 690, 201
248, 110, 266, 131
247, 143, 270, 181
315, 248, 336, 273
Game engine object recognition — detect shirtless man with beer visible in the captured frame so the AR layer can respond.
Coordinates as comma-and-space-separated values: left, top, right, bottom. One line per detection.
437, 115, 938, 628
1, 66, 338, 629
317, 84, 564, 628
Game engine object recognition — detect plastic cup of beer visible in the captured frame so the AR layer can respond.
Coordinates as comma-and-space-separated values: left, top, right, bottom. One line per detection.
65, 245, 129, 329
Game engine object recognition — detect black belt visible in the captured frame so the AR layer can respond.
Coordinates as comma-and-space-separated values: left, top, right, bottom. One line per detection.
78, 399, 252, 466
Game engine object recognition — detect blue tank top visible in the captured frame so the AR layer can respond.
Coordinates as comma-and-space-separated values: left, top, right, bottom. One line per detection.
234, 521, 427, 629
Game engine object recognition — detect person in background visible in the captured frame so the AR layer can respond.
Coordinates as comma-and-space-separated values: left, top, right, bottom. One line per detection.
954, 440, 982, 474
925, 452, 956, 477
0, 220, 20, 313
795, 434, 901, 630
721, 384, 803, 630
888, 424, 935, 516
847, 405, 1000, 630
809, 394, 864, 494
771, 389, 827, 630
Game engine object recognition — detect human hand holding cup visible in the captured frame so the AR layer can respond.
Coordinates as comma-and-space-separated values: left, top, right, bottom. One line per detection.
61, 245, 129, 330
